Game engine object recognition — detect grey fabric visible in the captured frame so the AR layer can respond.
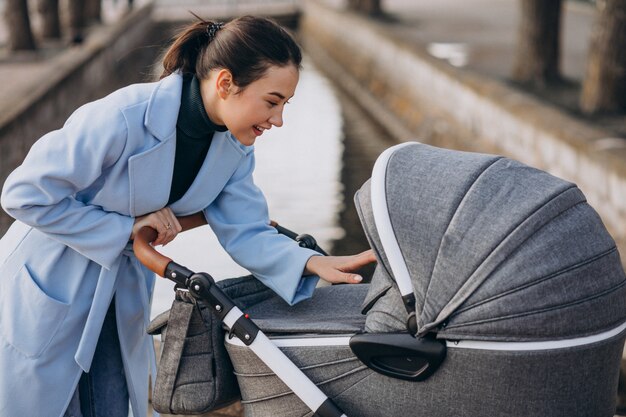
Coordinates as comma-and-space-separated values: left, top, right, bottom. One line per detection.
147, 276, 368, 415
152, 295, 193, 413
149, 289, 240, 414
227, 321, 626, 417
227, 343, 369, 417
223, 144, 626, 417
216, 275, 369, 334
355, 143, 626, 340
242, 282, 369, 334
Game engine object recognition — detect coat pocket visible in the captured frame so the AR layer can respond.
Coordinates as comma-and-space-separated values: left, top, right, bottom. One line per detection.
0, 265, 70, 358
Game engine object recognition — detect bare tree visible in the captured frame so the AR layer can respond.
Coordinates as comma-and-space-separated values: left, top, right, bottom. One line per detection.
580, 0, 626, 114
37, 0, 61, 39
4, 0, 37, 50
85, 0, 102, 23
512, 0, 563, 86
67, 0, 85, 44
347, 0, 382, 16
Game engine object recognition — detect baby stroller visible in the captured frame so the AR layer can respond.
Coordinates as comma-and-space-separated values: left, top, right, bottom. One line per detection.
138, 142, 626, 417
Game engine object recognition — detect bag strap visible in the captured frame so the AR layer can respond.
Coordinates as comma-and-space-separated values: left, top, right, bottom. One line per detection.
153, 296, 194, 414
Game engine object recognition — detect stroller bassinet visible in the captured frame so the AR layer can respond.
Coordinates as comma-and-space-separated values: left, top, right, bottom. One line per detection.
224, 142, 626, 417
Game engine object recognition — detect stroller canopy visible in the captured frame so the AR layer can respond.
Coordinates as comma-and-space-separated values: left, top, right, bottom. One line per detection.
355, 143, 626, 342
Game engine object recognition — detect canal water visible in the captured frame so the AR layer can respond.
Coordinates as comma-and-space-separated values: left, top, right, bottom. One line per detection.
150, 56, 383, 318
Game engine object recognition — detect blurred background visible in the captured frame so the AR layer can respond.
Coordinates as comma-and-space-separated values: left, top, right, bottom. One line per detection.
1, 0, 625, 415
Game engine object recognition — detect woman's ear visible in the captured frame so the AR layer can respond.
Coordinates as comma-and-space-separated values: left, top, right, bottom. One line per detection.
215, 69, 234, 100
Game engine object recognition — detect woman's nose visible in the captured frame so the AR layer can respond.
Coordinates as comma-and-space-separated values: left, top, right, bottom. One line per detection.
269, 110, 284, 127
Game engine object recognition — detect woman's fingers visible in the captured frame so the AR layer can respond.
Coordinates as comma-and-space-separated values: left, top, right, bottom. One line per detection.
151, 210, 170, 246
307, 250, 377, 285
131, 208, 182, 247
344, 250, 377, 270
341, 272, 364, 283
164, 208, 182, 233
156, 208, 181, 246
323, 269, 363, 284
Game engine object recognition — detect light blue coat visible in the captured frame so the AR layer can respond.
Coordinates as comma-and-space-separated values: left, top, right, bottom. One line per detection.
0, 73, 319, 417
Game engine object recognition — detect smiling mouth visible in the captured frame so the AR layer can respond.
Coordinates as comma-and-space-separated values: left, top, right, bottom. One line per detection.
253, 125, 267, 136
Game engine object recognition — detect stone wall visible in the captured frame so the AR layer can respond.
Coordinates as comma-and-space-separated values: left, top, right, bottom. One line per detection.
0, 3, 165, 233
300, 0, 626, 258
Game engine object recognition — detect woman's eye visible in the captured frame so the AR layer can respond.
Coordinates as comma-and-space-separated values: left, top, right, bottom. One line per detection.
267, 101, 278, 107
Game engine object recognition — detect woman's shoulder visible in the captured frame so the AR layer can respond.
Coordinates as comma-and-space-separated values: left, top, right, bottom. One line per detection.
68, 74, 183, 129
89, 73, 183, 114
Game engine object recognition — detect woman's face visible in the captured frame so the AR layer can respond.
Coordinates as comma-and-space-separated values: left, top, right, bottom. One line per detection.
217, 64, 299, 146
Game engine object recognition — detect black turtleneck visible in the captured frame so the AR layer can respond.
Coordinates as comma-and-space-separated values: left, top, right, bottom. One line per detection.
168, 75, 227, 205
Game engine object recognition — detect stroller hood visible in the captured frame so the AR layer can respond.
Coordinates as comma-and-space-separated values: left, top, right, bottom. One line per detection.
355, 143, 626, 342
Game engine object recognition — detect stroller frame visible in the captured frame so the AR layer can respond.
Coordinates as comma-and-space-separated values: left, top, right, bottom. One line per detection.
136, 142, 626, 416
134, 217, 347, 417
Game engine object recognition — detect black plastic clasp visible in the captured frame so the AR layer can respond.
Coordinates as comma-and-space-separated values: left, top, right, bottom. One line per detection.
401, 293, 418, 336
349, 332, 446, 381
164, 262, 194, 287
229, 314, 259, 346
187, 273, 235, 321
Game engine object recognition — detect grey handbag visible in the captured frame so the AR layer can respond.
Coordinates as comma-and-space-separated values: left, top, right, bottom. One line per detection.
147, 288, 240, 414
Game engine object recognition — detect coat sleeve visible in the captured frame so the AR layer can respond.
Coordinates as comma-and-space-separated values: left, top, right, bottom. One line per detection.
1, 102, 135, 269
203, 151, 320, 305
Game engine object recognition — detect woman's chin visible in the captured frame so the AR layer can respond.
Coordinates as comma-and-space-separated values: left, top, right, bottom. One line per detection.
234, 134, 256, 147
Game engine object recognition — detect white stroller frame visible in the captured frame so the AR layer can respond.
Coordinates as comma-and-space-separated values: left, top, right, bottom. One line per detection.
139, 142, 626, 417
224, 143, 626, 416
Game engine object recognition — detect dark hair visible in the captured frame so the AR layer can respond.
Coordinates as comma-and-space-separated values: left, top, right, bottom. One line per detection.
160, 15, 302, 89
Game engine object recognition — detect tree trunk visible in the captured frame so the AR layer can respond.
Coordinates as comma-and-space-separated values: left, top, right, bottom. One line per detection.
347, 0, 382, 16
512, 0, 562, 86
85, 0, 101, 23
580, 0, 626, 114
37, 0, 61, 39
67, 0, 85, 44
4, 0, 37, 51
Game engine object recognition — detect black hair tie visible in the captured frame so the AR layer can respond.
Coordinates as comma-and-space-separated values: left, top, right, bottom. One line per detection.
206, 22, 225, 40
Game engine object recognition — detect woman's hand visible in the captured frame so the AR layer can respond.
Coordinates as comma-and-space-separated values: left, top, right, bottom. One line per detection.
305, 249, 377, 284
130, 207, 182, 246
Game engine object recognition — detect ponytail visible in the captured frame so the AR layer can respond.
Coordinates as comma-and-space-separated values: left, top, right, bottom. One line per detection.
159, 15, 302, 87
159, 19, 223, 79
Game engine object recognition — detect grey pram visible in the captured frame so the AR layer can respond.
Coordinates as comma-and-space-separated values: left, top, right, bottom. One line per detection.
224, 142, 626, 417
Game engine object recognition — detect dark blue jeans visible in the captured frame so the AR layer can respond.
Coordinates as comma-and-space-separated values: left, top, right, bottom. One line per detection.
64, 298, 129, 417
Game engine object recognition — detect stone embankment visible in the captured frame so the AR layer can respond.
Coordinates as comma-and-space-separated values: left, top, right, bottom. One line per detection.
4, 0, 624, 259
0, 3, 165, 232
300, 0, 626, 261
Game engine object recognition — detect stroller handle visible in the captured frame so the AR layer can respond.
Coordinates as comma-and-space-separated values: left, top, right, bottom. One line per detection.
134, 214, 328, 277
133, 215, 348, 417
133, 212, 208, 277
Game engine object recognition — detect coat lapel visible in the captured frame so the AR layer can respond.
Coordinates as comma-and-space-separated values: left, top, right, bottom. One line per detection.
126, 73, 252, 217
127, 74, 182, 217
169, 131, 248, 215
128, 138, 176, 216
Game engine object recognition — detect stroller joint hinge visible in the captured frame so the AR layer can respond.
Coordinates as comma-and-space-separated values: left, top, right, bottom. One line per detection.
165, 262, 194, 287
188, 273, 236, 321
230, 314, 259, 346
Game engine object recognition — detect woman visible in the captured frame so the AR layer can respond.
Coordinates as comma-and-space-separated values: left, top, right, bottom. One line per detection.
0, 16, 375, 417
